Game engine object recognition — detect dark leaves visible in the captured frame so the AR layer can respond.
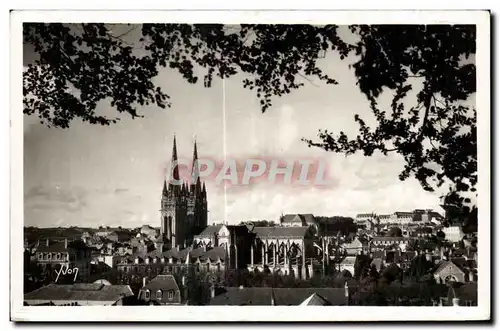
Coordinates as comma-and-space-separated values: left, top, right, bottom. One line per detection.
23, 23, 477, 213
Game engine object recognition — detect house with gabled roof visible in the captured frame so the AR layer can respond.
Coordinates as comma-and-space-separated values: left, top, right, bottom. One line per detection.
137, 275, 183, 305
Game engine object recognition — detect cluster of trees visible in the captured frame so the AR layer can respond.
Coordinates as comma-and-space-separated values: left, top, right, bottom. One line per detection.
223, 269, 350, 289
239, 220, 276, 227
316, 216, 357, 236
352, 253, 447, 306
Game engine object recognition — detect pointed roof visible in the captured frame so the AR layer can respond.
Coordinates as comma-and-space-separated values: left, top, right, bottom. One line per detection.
170, 135, 180, 182
162, 180, 168, 195
189, 140, 203, 194
300, 293, 331, 306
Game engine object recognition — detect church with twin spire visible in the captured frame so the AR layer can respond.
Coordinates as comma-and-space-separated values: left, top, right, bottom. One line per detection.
160, 136, 208, 250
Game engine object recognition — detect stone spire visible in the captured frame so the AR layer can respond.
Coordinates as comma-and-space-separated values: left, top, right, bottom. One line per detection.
169, 135, 181, 195
162, 179, 168, 195
191, 140, 202, 192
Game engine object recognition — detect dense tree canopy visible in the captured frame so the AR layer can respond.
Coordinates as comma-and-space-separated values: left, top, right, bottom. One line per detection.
23, 23, 477, 214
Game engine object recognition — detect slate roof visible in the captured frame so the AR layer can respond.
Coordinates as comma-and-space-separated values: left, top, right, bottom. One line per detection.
36, 240, 89, 253
198, 246, 226, 262
252, 226, 310, 239
209, 287, 348, 306
196, 225, 223, 238
142, 274, 179, 293
356, 213, 376, 218
118, 246, 226, 264
24, 283, 133, 303
371, 236, 411, 242
281, 214, 316, 226
434, 260, 466, 274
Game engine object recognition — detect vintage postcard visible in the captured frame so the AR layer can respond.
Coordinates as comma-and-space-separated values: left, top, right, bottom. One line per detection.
10, 10, 491, 322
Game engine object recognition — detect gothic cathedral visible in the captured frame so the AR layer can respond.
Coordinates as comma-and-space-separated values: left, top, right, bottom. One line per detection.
160, 136, 208, 249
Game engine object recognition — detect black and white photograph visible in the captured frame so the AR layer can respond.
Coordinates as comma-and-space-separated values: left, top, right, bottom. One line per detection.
10, 10, 491, 322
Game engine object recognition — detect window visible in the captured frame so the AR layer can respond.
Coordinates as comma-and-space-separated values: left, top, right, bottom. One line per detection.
47, 253, 52, 260
144, 290, 150, 300
38, 253, 43, 260
168, 290, 174, 300
156, 290, 162, 300
56, 253, 61, 260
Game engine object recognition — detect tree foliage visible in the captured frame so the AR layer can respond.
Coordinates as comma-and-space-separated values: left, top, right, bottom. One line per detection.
388, 227, 403, 237
23, 23, 477, 212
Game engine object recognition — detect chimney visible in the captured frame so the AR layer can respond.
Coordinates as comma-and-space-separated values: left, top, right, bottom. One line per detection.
452, 298, 460, 306
64, 238, 68, 249
344, 282, 349, 299
142, 277, 147, 287
182, 276, 186, 287
46, 238, 50, 247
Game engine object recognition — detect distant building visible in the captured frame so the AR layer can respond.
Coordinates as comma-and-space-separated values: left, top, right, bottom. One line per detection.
370, 236, 414, 248
24, 283, 134, 306
339, 256, 356, 277
357, 210, 443, 227
280, 214, 317, 229
116, 245, 227, 277
137, 274, 183, 305
342, 237, 368, 256
355, 213, 377, 224
35, 238, 92, 282
106, 231, 132, 243
434, 258, 477, 284
443, 226, 465, 242
139, 225, 158, 238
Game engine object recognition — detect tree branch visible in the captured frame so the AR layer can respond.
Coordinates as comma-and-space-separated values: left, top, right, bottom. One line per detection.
297, 72, 320, 87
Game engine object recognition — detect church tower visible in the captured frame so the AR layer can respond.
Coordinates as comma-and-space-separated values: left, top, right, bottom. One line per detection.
160, 136, 187, 249
160, 136, 208, 250
187, 140, 208, 238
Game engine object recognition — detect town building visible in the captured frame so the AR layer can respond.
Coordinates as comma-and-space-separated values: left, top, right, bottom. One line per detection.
35, 238, 92, 282
137, 274, 184, 305
442, 225, 465, 242
24, 283, 134, 306
247, 226, 317, 279
280, 214, 318, 229
433, 258, 477, 284
116, 245, 227, 277
342, 237, 369, 255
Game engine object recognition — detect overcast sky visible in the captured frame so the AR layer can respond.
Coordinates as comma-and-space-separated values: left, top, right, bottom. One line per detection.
23, 25, 465, 228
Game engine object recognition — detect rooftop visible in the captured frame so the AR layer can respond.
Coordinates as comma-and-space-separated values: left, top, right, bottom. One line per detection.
24, 283, 133, 303
209, 287, 348, 306
143, 274, 179, 293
